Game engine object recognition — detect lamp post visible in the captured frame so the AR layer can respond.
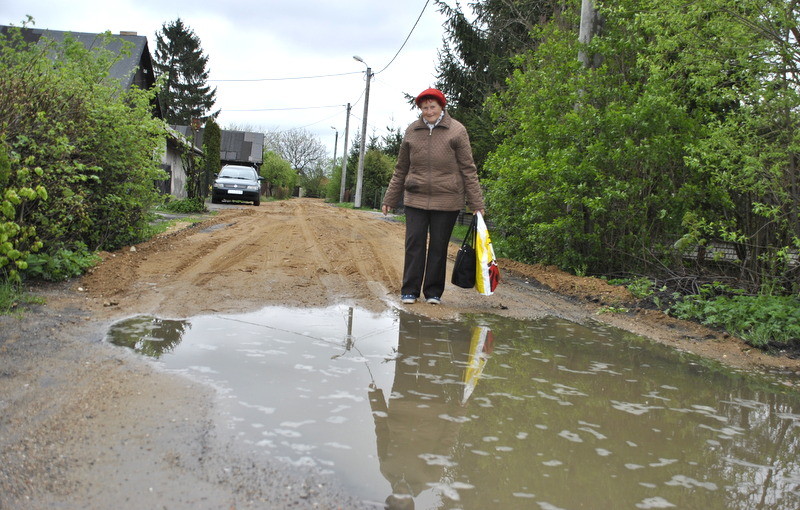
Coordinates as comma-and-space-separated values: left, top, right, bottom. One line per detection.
331, 126, 339, 169
339, 103, 351, 203
352, 55, 372, 209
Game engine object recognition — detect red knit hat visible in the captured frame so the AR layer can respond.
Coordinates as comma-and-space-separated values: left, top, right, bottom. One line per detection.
415, 88, 446, 108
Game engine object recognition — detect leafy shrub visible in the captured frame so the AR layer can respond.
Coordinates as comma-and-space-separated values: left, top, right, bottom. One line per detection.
485, 20, 697, 275
483, 1, 800, 296
261, 150, 297, 199
608, 277, 659, 300
24, 244, 100, 281
0, 24, 166, 282
669, 291, 800, 349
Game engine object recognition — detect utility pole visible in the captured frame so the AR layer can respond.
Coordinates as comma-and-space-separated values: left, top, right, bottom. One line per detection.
353, 57, 371, 208
578, 0, 601, 69
339, 103, 351, 203
331, 126, 339, 168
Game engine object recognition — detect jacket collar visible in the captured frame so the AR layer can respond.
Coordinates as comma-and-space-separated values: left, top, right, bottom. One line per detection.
414, 111, 452, 130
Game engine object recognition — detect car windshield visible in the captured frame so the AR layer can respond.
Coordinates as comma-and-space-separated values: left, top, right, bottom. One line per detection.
219, 167, 256, 180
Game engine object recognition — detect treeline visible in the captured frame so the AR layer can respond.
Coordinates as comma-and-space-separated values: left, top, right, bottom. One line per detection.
437, 0, 800, 298
325, 130, 402, 209
0, 25, 166, 281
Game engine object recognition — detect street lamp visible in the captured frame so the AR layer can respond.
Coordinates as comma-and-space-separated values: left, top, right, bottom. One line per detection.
331, 126, 339, 169
339, 103, 351, 203
352, 55, 372, 209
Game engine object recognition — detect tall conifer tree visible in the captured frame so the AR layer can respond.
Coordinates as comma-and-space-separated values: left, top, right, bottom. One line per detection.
201, 117, 221, 195
434, 1, 565, 169
154, 18, 217, 125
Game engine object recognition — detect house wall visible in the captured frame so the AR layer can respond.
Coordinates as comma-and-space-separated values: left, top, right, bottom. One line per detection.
162, 139, 188, 199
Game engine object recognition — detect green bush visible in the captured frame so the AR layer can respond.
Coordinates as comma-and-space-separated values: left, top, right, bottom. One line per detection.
483, 0, 800, 295
485, 19, 695, 275
607, 277, 657, 300
327, 148, 394, 209
201, 119, 221, 196
669, 290, 800, 349
162, 197, 207, 214
260, 150, 297, 198
24, 244, 100, 281
0, 24, 166, 281
359, 150, 395, 210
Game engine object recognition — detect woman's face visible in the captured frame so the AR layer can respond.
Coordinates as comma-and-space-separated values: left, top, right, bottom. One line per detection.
420, 99, 443, 123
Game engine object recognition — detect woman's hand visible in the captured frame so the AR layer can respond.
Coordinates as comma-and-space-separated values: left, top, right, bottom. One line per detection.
381, 205, 391, 215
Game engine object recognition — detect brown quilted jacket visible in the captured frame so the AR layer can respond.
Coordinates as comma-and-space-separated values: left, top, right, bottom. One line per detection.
383, 112, 484, 212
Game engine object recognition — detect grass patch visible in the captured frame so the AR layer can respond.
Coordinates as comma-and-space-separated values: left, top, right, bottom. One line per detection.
451, 223, 470, 242
142, 213, 208, 239
159, 197, 208, 214
332, 202, 386, 213
0, 279, 45, 316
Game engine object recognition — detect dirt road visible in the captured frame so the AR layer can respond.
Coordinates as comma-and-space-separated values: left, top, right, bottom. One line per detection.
2, 198, 798, 509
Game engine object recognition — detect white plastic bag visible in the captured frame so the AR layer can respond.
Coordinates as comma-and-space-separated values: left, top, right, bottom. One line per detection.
474, 212, 499, 295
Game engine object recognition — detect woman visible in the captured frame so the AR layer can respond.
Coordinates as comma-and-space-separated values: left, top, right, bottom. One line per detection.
382, 88, 485, 305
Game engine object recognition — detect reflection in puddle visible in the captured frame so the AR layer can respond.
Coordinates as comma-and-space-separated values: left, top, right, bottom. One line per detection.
106, 306, 800, 509
106, 316, 190, 358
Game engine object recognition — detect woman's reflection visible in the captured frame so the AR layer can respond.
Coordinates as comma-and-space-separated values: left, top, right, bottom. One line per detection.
368, 311, 494, 509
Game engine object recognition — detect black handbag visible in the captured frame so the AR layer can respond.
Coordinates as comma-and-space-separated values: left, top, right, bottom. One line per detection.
451, 215, 477, 288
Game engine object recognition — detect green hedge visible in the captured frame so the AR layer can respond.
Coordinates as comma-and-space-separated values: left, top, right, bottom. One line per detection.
0, 25, 166, 282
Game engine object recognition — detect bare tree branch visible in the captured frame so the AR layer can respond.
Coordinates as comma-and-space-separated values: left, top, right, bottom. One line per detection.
264, 128, 327, 178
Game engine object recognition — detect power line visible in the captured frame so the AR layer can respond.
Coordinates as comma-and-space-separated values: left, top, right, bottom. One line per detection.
211, 71, 361, 83
216, 1, 432, 134
298, 106, 350, 130
375, 0, 431, 75
225, 104, 344, 112
211, 0, 431, 83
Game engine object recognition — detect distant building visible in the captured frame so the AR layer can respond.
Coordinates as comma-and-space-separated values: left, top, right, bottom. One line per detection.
172, 126, 265, 170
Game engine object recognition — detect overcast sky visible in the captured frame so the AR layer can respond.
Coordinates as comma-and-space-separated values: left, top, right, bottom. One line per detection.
1, 0, 453, 158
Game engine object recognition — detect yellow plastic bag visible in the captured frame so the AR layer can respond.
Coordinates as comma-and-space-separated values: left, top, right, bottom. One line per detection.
474, 212, 500, 295
462, 325, 494, 405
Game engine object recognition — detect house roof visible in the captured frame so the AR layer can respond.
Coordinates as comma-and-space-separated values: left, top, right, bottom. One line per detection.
0, 26, 156, 91
172, 125, 265, 166
165, 125, 203, 156
221, 130, 265, 165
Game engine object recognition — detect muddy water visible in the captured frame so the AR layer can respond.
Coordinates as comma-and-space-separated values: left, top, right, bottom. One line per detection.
106, 306, 800, 509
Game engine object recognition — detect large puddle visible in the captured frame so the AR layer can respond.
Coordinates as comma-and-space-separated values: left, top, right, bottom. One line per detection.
106, 305, 800, 509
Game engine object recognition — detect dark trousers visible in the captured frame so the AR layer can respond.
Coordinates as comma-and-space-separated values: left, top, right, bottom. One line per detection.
402, 207, 460, 299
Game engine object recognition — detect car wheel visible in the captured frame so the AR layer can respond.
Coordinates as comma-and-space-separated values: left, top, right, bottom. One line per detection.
212, 196, 221, 204
253, 198, 260, 206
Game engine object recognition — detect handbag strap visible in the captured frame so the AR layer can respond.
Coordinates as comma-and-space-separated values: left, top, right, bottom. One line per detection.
462, 214, 477, 248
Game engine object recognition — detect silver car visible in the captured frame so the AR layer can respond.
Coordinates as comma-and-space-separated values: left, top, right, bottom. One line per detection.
211, 165, 263, 206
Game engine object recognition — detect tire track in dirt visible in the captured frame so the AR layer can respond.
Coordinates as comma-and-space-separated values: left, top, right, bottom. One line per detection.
336, 213, 404, 289
132, 213, 271, 313
287, 200, 400, 308
82, 199, 409, 317
291, 199, 345, 301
